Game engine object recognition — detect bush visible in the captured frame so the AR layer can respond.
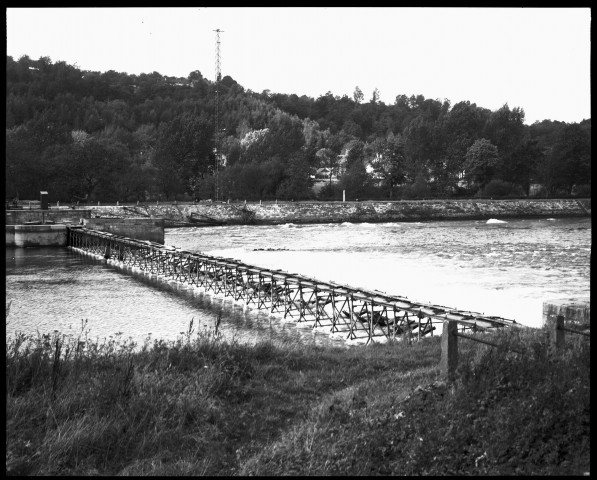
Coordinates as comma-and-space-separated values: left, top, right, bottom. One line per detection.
572, 184, 591, 197
317, 183, 339, 200
477, 179, 525, 198
401, 176, 430, 199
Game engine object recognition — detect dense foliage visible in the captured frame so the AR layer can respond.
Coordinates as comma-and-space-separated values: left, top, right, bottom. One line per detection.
6, 55, 591, 202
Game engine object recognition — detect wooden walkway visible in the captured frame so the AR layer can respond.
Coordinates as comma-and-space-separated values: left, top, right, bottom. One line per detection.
67, 226, 519, 344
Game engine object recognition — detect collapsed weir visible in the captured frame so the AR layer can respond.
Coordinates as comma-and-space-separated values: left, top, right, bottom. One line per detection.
67, 226, 520, 345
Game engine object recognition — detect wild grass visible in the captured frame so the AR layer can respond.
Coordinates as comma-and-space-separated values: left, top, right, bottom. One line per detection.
240, 327, 590, 476
6, 315, 590, 476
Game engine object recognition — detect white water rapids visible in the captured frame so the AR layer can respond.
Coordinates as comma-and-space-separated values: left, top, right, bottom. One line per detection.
6, 218, 590, 347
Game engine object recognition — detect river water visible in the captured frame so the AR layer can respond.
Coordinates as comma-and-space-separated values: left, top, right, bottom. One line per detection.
5, 218, 591, 347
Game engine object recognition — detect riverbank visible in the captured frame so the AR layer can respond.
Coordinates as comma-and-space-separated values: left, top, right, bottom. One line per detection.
6, 319, 590, 476
87, 198, 591, 226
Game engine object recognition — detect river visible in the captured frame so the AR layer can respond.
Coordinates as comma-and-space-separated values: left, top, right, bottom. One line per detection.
5, 217, 591, 347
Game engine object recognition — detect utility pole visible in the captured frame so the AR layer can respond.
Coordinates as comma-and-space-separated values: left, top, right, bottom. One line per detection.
214, 28, 223, 201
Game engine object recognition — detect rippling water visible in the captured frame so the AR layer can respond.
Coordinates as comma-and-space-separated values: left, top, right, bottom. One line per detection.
5, 218, 590, 346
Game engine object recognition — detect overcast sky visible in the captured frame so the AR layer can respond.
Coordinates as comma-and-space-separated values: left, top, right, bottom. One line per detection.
6, 7, 591, 125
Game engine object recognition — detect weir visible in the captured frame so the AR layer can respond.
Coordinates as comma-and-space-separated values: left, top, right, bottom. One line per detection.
67, 226, 520, 344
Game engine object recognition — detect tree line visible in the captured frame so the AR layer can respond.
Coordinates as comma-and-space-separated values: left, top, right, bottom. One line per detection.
6, 55, 591, 203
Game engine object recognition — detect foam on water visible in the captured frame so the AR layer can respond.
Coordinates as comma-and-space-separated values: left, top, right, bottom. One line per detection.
486, 218, 507, 224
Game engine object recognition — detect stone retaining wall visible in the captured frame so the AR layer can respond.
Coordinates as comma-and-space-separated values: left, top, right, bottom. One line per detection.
88, 198, 590, 226
5, 209, 91, 225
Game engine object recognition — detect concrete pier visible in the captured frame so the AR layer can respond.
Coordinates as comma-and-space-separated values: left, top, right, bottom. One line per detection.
543, 298, 590, 327
6, 216, 164, 247
6, 225, 68, 247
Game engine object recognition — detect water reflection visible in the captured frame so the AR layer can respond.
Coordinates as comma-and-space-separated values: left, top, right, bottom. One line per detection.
5, 247, 349, 348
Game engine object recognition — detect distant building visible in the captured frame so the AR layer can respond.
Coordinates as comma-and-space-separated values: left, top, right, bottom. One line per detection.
311, 167, 339, 195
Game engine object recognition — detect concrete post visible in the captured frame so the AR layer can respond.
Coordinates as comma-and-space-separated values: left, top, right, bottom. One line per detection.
343, 190, 346, 202
440, 320, 458, 381
549, 315, 565, 353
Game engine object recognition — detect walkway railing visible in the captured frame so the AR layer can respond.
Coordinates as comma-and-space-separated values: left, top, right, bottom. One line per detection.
67, 226, 520, 344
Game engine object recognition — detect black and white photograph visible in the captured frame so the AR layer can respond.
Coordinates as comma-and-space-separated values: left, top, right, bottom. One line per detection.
6, 7, 590, 476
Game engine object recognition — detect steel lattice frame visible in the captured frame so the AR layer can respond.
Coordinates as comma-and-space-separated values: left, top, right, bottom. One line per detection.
67, 227, 520, 344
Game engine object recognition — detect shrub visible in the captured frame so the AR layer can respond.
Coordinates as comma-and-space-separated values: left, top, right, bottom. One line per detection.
572, 184, 591, 197
477, 179, 525, 198
529, 184, 548, 197
401, 175, 430, 199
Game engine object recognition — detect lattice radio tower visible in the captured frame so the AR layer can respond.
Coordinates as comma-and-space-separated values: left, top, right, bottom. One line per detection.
214, 28, 223, 201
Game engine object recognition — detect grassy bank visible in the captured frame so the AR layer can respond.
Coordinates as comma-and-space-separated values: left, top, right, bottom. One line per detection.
6, 317, 590, 476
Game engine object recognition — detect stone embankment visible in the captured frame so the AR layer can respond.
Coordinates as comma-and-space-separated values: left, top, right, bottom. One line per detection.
89, 198, 591, 226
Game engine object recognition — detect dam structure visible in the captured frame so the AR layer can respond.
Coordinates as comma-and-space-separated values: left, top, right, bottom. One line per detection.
67, 226, 519, 344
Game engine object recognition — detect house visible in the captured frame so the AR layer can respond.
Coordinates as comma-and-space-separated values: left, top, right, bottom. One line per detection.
311, 167, 340, 195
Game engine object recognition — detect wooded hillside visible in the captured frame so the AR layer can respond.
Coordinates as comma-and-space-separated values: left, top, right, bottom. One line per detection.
6, 55, 591, 202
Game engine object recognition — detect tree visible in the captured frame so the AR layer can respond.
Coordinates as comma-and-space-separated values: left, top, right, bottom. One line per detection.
340, 159, 371, 200
463, 138, 501, 189
275, 151, 313, 200
353, 86, 364, 104
152, 112, 214, 199
428, 101, 491, 195
266, 110, 305, 161
504, 138, 543, 195
342, 139, 366, 170
240, 128, 271, 164
370, 88, 380, 104
484, 104, 526, 185
403, 115, 434, 181
302, 117, 322, 156
369, 133, 407, 198
6, 125, 41, 199
58, 137, 128, 201
542, 123, 591, 195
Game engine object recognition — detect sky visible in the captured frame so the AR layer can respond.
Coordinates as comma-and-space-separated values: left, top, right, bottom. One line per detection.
6, 7, 591, 125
